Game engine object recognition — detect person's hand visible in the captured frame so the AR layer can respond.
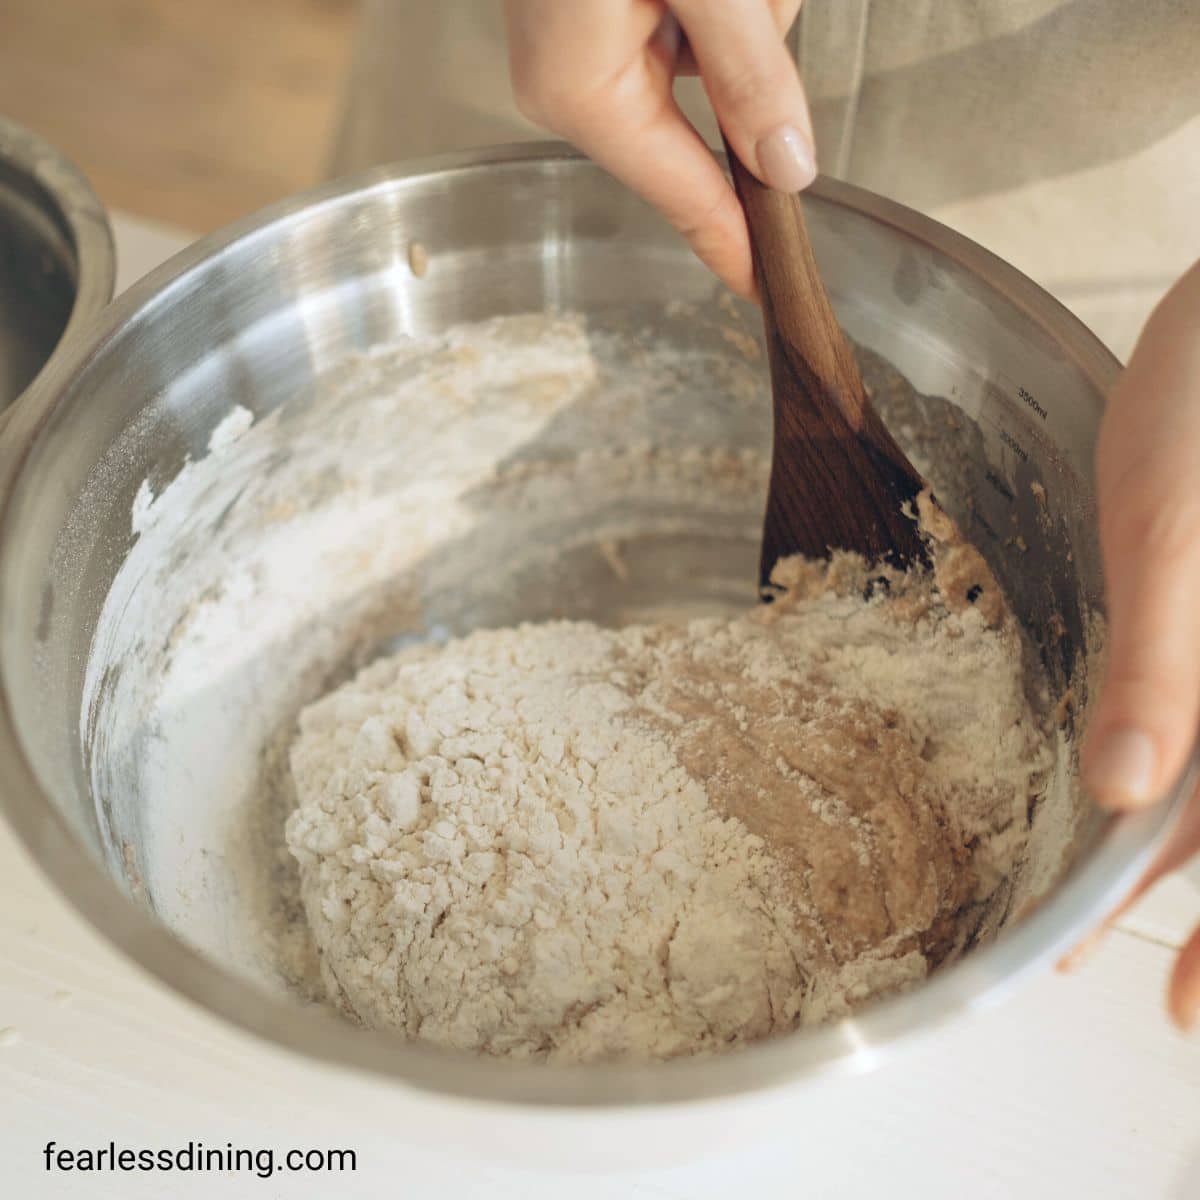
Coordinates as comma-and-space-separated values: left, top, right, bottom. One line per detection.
503, 0, 814, 299
1075, 260, 1200, 1030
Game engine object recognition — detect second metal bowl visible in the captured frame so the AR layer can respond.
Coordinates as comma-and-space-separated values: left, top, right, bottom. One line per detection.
0, 117, 114, 412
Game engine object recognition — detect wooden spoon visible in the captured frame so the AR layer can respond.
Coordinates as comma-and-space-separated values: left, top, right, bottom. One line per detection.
723, 142, 929, 593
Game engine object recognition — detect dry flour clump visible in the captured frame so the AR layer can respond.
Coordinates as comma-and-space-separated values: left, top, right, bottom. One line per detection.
286, 624, 809, 1061
285, 554, 1053, 1063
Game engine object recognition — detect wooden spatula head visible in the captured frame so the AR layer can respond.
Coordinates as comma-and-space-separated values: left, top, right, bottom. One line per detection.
724, 144, 929, 592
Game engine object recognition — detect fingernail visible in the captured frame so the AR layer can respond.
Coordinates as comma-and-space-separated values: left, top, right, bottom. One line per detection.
756, 125, 817, 192
1084, 727, 1158, 807
1170, 971, 1199, 1033
1057, 926, 1107, 973
1170, 988, 1198, 1033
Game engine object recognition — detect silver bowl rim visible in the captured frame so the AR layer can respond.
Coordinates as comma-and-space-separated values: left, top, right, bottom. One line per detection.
0, 116, 116, 400
0, 142, 1188, 1109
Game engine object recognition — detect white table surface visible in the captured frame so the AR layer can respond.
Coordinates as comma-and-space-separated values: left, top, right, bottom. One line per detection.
1, 213, 1197, 1198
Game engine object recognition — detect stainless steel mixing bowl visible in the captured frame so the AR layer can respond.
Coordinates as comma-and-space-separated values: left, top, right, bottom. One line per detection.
0, 117, 114, 410
0, 145, 1188, 1108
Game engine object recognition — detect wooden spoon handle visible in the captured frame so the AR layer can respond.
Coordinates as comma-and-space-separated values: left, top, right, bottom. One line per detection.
723, 140, 928, 584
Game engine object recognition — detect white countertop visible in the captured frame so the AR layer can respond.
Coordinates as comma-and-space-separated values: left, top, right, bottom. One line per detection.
1, 213, 1197, 1198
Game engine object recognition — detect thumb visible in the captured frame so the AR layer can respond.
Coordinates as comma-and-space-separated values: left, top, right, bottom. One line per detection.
671, 0, 817, 192
1084, 266, 1200, 810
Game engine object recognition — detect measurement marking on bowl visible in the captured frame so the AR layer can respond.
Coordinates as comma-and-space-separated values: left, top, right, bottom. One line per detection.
998, 427, 1029, 463
984, 469, 1016, 503
971, 508, 1001, 542
1017, 385, 1048, 421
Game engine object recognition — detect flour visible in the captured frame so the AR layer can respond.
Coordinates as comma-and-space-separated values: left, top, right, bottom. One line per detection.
286, 623, 811, 1061
285, 537, 1053, 1063
207, 404, 254, 453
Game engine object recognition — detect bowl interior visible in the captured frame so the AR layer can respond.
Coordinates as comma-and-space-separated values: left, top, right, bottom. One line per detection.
0, 120, 114, 411
0, 155, 79, 406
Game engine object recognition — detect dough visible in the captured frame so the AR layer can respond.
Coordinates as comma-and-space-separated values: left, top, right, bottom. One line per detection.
285, 547, 1052, 1062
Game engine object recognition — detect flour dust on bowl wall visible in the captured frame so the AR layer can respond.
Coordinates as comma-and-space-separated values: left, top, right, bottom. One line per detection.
0, 150, 1178, 1107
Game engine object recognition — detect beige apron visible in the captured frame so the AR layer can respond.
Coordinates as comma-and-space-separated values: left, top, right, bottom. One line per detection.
331, 0, 1200, 360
